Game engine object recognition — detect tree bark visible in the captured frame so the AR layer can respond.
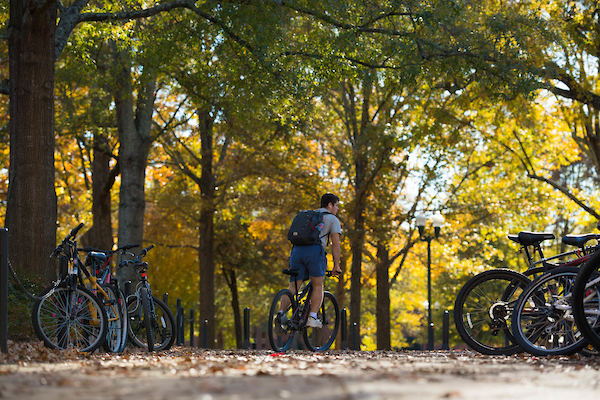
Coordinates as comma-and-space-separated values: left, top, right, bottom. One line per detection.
113, 46, 155, 287
79, 133, 116, 250
376, 242, 391, 350
6, 0, 58, 283
197, 109, 216, 348
223, 267, 242, 348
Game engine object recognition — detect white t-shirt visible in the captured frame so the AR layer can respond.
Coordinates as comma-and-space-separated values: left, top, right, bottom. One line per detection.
315, 207, 342, 249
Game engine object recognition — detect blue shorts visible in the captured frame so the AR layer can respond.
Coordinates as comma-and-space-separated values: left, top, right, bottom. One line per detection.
289, 244, 327, 282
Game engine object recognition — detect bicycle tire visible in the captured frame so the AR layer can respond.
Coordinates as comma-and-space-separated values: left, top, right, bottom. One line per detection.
141, 288, 154, 351
512, 267, 587, 356
127, 294, 175, 351
572, 250, 600, 351
268, 289, 297, 352
100, 284, 127, 353
303, 291, 340, 351
31, 282, 108, 352
149, 297, 175, 351
454, 269, 531, 355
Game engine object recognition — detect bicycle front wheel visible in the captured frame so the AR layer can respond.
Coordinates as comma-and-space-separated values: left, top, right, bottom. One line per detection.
512, 267, 586, 356
100, 284, 127, 353
268, 289, 297, 352
454, 269, 531, 355
32, 282, 108, 352
127, 293, 175, 351
303, 291, 340, 351
573, 250, 600, 351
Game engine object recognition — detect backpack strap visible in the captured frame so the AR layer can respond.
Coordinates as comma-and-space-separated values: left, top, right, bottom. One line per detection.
318, 211, 332, 246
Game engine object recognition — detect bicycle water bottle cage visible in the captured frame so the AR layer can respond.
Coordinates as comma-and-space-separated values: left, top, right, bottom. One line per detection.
562, 234, 600, 248
508, 231, 555, 246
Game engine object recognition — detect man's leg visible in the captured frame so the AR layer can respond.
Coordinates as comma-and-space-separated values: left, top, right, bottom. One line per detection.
309, 275, 325, 314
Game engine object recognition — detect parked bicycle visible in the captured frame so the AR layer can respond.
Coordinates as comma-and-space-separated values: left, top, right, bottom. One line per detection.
572, 248, 600, 352
454, 231, 599, 355
267, 269, 340, 352
120, 245, 175, 352
78, 243, 140, 353
31, 223, 109, 352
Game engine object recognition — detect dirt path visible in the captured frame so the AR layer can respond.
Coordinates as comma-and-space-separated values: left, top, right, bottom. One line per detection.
1, 342, 599, 400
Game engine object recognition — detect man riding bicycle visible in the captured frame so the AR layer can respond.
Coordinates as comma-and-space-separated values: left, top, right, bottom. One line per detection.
278, 193, 342, 328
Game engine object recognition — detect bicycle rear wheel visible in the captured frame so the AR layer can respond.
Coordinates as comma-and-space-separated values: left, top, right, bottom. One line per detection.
100, 284, 127, 353
32, 282, 108, 352
573, 250, 600, 351
512, 267, 587, 356
268, 289, 297, 352
303, 291, 340, 351
454, 269, 530, 355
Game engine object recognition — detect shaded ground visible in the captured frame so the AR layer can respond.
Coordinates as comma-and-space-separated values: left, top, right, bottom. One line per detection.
1, 341, 599, 400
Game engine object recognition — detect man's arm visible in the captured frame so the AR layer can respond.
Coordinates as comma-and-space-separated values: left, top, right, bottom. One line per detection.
331, 232, 342, 275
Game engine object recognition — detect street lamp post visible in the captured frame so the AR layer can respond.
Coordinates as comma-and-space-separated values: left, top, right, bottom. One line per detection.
416, 213, 444, 350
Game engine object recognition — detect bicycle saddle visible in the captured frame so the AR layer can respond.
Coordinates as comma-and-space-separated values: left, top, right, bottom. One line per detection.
87, 251, 107, 261
282, 269, 299, 277
508, 231, 555, 246
562, 234, 600, 248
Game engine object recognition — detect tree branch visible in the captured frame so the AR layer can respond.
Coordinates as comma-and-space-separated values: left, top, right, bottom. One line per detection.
528, 173, 600, 220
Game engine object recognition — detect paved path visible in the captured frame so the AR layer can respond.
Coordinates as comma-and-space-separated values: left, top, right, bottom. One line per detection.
0, 342, 599, 400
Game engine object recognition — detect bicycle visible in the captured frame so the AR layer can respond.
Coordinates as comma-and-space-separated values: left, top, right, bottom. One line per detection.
31, 223, 109, 352
511, 265, 591, 356
120, 245, 175, 352
78, 243, 140, 353
572, 248, 600, 352
267, 269, 340, 352
454, 231, 599, 355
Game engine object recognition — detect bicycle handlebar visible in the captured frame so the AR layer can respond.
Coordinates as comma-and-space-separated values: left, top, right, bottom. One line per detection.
78, 243, 141, 254
69, 223, 84, 240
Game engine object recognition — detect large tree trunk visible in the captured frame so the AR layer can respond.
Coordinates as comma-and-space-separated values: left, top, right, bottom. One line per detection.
197, 109, 216, 348
113, 47, 155, 287
6, 0, 58, 283
223, 267, 242, 348
376, 242, 391, 350
79, 132, 116, 250
90, 133, 116, 250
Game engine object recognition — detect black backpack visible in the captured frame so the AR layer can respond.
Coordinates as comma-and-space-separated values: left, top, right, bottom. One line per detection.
287, 210, 331, 246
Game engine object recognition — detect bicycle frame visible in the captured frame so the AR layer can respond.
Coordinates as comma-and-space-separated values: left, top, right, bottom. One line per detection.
510, 233, 600, 277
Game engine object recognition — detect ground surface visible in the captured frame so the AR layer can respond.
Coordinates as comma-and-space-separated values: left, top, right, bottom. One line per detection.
0, 341, 599, 400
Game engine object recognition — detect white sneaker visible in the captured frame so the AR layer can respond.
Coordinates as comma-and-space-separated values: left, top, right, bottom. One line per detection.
306, 316, 322, 329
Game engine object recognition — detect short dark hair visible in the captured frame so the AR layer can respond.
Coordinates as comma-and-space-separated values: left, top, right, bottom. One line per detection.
321, 193, 340, 208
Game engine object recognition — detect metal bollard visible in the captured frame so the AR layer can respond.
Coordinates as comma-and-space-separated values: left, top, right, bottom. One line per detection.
351, 322, 359, 350
0, 229, 7, 353
58, 256, 67, 280
189, 308, 195, 347
202, 320, 208, 348
340, 308, 348, 350
427, 322, 435, 350
176, 299, 184, 345
442, 310, 450, 350
124, 281, 131, 297
242, 307, 251, 349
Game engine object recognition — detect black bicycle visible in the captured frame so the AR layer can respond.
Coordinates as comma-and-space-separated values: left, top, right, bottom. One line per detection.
31, 223, 109, 352
121, 245, 175, 352
268, 269, 340, 352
